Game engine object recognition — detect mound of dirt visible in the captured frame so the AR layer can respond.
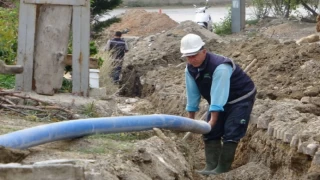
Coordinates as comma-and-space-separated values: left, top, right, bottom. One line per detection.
257, 19, 317, 41
106, 9, 178, 37
217, 36, 320, 101
119, 20, 222, 97
120, 24, 320, 117
120, 26, 320, 179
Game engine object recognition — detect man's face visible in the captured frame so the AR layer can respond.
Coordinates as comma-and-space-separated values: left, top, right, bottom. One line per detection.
186, 49, 207, 67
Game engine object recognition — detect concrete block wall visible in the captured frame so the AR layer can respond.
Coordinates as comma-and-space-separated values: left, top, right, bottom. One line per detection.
0, 163, 85, 180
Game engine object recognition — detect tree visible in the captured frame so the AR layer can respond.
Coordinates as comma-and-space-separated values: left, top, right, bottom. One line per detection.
253, 0, 319, 20
91, 0, 123, 34
283, 0, 318, 17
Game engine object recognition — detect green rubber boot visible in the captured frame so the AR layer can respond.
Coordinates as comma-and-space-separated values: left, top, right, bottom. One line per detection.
196, 140, 222, 174
205, 142, 238, 175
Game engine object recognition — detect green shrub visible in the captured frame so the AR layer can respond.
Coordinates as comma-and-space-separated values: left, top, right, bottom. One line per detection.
0, 6, 19, 65
213, 8, 232, 35
59, 77, 72, 93
81, 102, 100, 118
67, 40, 100, 56
251, 0, 271, 19
0, 74, 15, 89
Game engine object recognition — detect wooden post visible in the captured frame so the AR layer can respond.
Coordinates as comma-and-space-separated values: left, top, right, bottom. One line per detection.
15, 1, 36, 91
72, 0, 90, 96
16, 0, 90, 96
33, 5, 72, 95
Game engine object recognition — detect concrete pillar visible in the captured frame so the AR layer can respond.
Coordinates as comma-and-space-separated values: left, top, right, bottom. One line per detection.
231, 0, 245, 33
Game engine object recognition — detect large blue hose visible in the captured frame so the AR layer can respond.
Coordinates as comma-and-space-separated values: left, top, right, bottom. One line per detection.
0, 114, 210, 149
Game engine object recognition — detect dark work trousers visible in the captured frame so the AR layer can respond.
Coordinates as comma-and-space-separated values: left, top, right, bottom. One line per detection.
111, 59, 123, 83
203, 92, 256, 143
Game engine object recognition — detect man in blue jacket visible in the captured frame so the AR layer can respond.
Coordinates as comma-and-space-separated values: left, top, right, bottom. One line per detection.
180, 34, 256, 175
106, 31, 129, 84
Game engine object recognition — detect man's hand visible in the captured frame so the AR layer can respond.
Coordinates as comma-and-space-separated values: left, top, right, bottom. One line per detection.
188, 112, 196, 119
208, 111, 219, 128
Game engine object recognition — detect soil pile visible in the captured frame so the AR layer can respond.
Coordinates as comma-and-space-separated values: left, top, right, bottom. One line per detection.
119, 20, 222, 98
259, 19, 317, 40
123, 33, 320, 116
211, 36, 320, 101
106, 9, 178, 37
119, 19, 320, 178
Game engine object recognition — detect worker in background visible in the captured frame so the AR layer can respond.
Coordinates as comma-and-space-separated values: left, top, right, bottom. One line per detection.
180, 33, 256, 175
105, 31, 129, 84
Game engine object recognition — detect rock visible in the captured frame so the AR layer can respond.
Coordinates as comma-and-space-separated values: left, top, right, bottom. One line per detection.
125, 98, 139, 104
298, 141, 308, 153
282, 40, 295, 45
0, 164, 85, 180
303, 87, 320, 97
33, 159, 77, 165
144, 35, 156, 42
267, 124, 275, 136
290, 135, 299, 148
257, 113, 272, 129
33, 159, 95, 166
246, 54, 255, 61
310, 97, 320, 106
313, 151, 320, 165
305, 144, 319, 156
296, 34, 320, 45
232, 51, 241, 57
301, 96, 310, 104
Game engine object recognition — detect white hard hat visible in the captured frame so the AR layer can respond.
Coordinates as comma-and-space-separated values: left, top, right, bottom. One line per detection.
180, 34, 205, 57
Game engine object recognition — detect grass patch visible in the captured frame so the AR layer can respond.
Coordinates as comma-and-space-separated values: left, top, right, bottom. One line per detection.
0, 74, 15, 89
76, 134, 143, 154
0, 126, 21, 134
81, 102, 100, 118
59, 77, 72, 93
79, 146, 108, 154
213, 7, 232, 35
98, 50, 119, 95
89, 132, 152, 141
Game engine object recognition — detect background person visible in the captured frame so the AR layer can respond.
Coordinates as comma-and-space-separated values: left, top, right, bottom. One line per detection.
105, 31, 129, 84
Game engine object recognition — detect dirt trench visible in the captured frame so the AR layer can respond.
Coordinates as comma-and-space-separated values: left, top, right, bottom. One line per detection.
111, 10, 320, 179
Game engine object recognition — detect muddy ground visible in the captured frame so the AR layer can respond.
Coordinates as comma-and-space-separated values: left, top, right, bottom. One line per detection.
1, 9, 320, 180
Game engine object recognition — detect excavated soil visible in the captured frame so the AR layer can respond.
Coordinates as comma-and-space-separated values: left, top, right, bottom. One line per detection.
114, 10, 320, 179
103, 9, 178, 37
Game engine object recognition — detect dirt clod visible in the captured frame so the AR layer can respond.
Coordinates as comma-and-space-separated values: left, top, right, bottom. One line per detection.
0, 146, 30, 163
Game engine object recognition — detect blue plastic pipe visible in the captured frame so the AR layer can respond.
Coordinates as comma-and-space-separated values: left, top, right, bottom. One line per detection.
0, 114, 211, 149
